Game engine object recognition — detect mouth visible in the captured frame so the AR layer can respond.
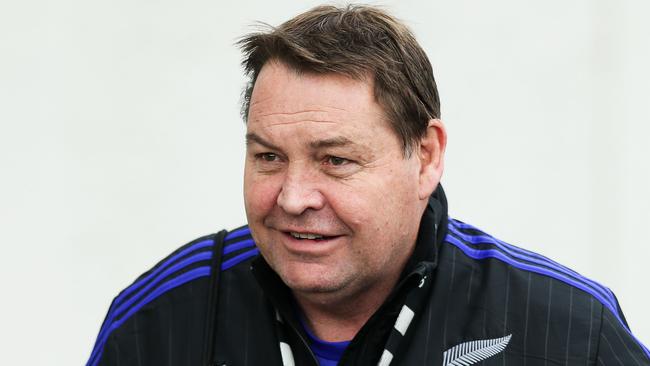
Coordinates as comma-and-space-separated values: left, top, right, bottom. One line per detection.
279, 230, 344, 250
288, 231, 330, 241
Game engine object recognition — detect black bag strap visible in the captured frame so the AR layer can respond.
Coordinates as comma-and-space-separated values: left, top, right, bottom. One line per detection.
202, 229, 227, 366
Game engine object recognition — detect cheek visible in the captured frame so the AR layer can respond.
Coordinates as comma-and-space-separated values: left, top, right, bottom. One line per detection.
330, 164, 419, 231
322, 184, 368, 229
244, 171, 282, 220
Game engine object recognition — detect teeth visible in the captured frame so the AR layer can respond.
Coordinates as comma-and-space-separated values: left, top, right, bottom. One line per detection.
290, 232, 324, 240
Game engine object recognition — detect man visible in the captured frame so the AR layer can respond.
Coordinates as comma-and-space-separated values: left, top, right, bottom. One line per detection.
87, 5, 649, 366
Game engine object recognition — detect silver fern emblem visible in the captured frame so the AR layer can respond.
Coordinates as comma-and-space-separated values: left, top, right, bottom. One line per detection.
442, 334, 512, 366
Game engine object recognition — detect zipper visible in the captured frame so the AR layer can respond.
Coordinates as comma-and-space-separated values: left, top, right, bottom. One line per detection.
274, 308, 320, 366
338, 263, 433, 365
293, 322, 320, 366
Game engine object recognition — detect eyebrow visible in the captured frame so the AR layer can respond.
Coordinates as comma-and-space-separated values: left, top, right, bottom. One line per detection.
246, 133, 357, 152
308, 136, 355, 150
245, 133, 281, 151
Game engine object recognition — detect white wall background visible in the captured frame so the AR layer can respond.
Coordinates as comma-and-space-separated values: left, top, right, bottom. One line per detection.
1, 0, 648, 364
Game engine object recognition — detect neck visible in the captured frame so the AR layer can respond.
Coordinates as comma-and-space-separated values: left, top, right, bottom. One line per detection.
292, 240, 415, 342
293, 258, 406, 342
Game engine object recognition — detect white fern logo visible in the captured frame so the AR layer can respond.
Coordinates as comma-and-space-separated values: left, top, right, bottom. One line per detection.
442, 334, 512, 366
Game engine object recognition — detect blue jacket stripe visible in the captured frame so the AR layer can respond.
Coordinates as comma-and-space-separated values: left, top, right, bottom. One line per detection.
444, 234, 623, 325
88, 250, 213, 363
87, 266, 212, 366
111, 252, 212, 318
221, 248, 260, 271
634, 334, 650, 361
224, 238, 256, 255
88, 228, 256, 365
225, 227, 251, 241
113, 239, 212, 308
451, 220, 586, 279
89, 231, 256, 365
447, 223, 616, 308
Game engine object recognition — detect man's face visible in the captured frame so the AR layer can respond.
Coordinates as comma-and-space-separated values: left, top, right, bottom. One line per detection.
244, 62, 428, 301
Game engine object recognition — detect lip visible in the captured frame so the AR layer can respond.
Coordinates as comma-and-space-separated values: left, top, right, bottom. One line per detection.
277, 225, 341, 237
277, 230, 345, 256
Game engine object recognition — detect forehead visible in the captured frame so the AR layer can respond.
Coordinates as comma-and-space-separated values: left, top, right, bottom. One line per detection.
248, 62, 386, 129
247, 62, 394, 146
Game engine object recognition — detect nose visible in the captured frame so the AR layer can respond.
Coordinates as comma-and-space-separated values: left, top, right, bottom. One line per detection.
276, 165, 325, 215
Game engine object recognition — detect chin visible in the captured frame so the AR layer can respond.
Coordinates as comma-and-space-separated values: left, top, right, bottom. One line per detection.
278, 263, 348, 295
286, 281, 341, 295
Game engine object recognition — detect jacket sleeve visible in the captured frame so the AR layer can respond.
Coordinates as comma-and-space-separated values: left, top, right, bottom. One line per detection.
86, 296, 142, 366
85, 297, 120, 366
95, 332, 127, 366
596, 306, 650, 365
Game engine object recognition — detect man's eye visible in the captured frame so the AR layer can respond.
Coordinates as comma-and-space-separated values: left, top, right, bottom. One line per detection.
258, 153, 278, 162
327, 156, 349, 166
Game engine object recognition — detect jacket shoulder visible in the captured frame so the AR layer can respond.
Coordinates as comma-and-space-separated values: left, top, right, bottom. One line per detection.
220, 225, 260, 271
87, 226, 258, 366
440, 218, 650, 363
443, 217, 618, 313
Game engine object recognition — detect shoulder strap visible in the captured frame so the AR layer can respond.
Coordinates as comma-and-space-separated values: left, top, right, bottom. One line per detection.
202, 229, 227, 366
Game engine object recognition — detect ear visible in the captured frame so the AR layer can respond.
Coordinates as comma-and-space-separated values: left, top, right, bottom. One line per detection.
417, 119, 447, 200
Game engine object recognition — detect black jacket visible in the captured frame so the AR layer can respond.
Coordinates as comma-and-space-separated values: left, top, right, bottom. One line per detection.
87, 188, 649, 365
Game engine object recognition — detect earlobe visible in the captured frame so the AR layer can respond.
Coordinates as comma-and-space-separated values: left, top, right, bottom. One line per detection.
418, 119, 447, 200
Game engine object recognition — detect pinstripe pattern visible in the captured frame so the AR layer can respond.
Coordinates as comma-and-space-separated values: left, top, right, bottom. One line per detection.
603, 310, 643, 365
88, 267, 212, 366
586, 297, 594, 366
87, 237, 215, 366
443, 248, 456, 347
523, 272, 532, 366
448, 222, 616, 307
544, 279, 553, 366
423, 292, 434, 362
482, 303, 488, 339
599, 333, 625, 366
467, 264, 474, 303
445, 218, 650, 362
565, 287, 574, 366
502, 267, 510, 366
133, 313, 144, 363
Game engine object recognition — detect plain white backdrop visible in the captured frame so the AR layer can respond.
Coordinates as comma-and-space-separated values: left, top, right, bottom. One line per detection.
1, 1, 649, 364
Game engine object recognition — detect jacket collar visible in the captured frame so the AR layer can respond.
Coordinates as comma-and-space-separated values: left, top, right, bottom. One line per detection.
402, 184, 448, 277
